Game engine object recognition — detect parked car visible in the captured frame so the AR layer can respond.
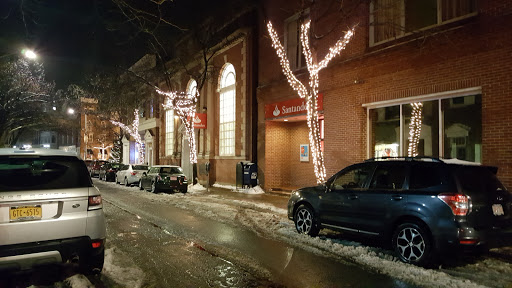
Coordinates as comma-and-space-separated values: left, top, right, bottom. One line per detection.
99, 162, 123, 182
88, 160, 107, 178
139, 165, 188, 193
115, 164, 149, 186
287, 157, 512, 267
0, 148, 106, 274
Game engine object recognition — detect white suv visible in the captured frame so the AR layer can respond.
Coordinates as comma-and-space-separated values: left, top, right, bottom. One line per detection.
0, 148, 106, 274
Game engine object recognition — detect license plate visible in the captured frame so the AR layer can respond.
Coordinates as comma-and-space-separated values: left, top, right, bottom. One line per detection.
171, 176, 177, 180
10, 205, 42, 221
492, 204, 505, 216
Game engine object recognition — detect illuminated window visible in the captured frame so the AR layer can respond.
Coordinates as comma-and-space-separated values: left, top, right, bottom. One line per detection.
368, 94, 481, 162
219, 64, 236, 156
187, 79, 197, 97
165, 109, 174, 156
370, 0, 477, 45
285, 11, 309, 70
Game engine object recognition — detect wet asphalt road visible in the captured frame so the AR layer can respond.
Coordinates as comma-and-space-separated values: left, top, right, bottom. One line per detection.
95, 180, 414, 288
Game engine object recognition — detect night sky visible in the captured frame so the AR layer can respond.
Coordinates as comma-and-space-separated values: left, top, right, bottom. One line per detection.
0, 0, 226, 88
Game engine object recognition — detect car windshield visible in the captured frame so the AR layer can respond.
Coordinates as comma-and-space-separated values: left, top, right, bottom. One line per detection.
160, 167, 183, 174
0, 156, 92, 191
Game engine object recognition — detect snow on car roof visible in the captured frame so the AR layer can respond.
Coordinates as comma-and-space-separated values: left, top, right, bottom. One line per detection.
440, 158, 482, 166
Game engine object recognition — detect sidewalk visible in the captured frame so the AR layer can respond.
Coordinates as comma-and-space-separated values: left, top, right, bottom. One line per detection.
197, 184, 291, 211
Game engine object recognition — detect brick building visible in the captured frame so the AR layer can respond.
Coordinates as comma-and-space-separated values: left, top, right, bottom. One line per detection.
257, 0, 512, 190
155, 9, 259, 186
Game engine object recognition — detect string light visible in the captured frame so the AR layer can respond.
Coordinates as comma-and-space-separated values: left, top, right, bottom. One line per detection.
93, 144, 113, 161
267, 20, 355, 184
407, 102, 423, 157
157, 89, 198, 164
111, 109, 145, 164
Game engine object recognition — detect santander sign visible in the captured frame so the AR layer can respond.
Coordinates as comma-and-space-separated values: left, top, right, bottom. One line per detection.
265, 93, 323, 120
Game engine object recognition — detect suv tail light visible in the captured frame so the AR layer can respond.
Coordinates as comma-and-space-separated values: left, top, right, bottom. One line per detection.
131, 172, 137, 176
88, 195, 102, 210
438, 193, 470, 216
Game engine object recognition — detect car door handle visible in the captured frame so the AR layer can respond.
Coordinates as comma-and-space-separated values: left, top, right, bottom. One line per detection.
392, 195, 403, 201
348, 194, 359, 200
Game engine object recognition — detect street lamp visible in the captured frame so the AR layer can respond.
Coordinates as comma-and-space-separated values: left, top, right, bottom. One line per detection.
21, 49, 37, 60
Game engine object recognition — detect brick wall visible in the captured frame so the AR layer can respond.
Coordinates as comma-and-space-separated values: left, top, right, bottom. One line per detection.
258, 0, 512, 188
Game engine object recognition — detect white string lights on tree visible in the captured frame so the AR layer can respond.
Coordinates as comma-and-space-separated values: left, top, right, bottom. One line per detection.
110, 109, 145, 164
267, 20, 355, 184
93, 143, 113, 161
156, 89, 198, 164
407, 102, 423, 157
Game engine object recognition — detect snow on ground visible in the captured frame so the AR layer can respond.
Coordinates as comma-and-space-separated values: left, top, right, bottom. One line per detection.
97, 181, 512, 288
102, 247, 145, 288
212, 183, 265, 194
64, 274, 94, 288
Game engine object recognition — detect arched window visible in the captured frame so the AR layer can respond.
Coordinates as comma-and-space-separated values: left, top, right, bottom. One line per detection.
165, 97, 175, 156
219, 64, 236, 156
187, 79, 197, 97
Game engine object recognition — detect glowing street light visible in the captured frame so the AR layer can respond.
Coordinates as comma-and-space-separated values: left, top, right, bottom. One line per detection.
21, 49, 37, 60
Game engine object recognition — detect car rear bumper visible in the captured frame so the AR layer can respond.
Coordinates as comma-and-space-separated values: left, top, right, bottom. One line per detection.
0, 236, 105, 271
156, 182, 188, 192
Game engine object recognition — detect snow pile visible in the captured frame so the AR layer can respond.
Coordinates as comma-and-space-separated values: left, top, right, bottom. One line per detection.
241, 185, 265, 194
188, 183, 207, 193
64, 274, 94, 288
212, 183, 265, 194
102, 247, 145, 288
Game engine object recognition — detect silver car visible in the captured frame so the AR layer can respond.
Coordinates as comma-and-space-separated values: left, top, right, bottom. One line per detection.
115, 164, 149, 186
0, 148, 106, 274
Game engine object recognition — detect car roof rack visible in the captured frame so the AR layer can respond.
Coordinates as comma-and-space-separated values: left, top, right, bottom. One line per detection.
364, 156, 443, 163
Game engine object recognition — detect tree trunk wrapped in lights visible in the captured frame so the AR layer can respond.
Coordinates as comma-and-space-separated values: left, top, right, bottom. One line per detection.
267, 21, 355, 184
408, 102, 423, 157
157, 89, 198, 164
110, 109, 144, 164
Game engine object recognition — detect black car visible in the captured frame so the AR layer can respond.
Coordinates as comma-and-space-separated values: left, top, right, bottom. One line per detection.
139, 165, 188, 193
98, 162, 123, 182
287, 157, 512, 267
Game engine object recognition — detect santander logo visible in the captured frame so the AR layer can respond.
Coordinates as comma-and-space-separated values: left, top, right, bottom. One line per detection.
273, 105, 280, 117
193, 115, 201, 124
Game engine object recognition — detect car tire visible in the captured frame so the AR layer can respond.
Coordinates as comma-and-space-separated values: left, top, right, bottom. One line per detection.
139, 181, 144, 190
181, 188, 187, 194
392, 222, 433, 267
151, 181, 159, 193
79, 249, 104, 275
124, 178, 129, 187
294, 204, 319, 237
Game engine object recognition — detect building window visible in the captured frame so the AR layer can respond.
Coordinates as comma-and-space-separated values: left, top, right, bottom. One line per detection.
187, 79, 197, 97
219, 64, 236, 156
370, 0, 477, 45
369, 93, 481, 162
285, 11, 309, 70
165, 109, 174, 156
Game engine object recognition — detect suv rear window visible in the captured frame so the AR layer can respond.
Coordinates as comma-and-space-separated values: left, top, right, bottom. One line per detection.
409, 164, 456, 191
455, 166, 507, 195
134, 165, 148, 170
0, 156, 92, 192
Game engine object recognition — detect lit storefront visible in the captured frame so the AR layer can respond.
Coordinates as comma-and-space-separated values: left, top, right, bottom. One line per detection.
364, 88, 482, 162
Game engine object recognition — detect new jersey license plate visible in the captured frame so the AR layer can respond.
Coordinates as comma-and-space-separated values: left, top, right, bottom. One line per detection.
10, 205, 42, 221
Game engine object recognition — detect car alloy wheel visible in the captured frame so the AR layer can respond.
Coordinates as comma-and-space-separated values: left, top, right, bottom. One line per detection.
294, 204, 319, 237
393, 222, 432, 266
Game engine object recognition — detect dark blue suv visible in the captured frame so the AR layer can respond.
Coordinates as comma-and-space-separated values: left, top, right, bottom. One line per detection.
287, 157, 512, 266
